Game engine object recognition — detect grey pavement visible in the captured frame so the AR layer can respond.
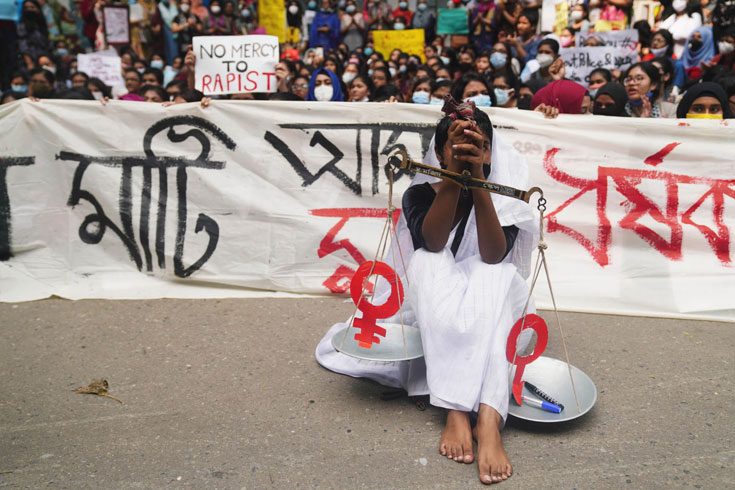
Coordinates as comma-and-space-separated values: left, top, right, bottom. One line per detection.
0, 298, 733, 489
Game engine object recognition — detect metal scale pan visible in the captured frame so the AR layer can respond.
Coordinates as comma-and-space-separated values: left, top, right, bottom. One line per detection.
332, 321, 424, 362
508, 356, 597, 423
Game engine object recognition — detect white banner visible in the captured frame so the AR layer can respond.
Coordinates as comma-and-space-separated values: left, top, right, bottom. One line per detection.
1, 100, 734, 322
560, 46, 637, 86
193, 35, 279, 95
575, 29, 639, 52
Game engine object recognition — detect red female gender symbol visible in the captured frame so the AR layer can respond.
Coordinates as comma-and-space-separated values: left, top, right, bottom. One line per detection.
506, 314, 549, 405
349, 261, 404, 349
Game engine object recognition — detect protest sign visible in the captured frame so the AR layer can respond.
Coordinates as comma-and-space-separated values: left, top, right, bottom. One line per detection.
193, 35, 279, 95
560, 46, 637, 86
259, 0, 286, 43
594, 19, 626, 31
373, 29, 426, 62
554, 0, 568, 36
436, 8, 469, 35
576, 29, 639, 52
102, 5, 130, 45
2, 101, 735, 323
77, 52, 125, 87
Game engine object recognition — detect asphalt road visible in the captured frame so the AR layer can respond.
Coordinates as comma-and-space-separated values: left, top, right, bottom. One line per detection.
1, 298, 733, 489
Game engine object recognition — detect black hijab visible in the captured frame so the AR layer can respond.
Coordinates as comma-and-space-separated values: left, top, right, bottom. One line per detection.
676, 82, 734, 118
593, 82, 629, 117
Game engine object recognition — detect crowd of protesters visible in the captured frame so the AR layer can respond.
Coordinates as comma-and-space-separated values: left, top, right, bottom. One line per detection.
1, 0, 734, 118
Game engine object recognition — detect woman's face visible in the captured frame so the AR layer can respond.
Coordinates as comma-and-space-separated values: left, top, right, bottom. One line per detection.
588, 72, 607, 91
172, 57, 183, 70
87, 82, 100, 95
491, 42, 508, 56
390, 49, 401, 62
688, 95, 723, 115
71, 73, 87, 88
516, 16, 531, 36
536, 43, 556, 59
492, 76, 515, 106
344, 63, 359, 76
462, 80, 489, 99
144, 89, 164, 103
459, 52, 473, 64
651, 33, 667, 49
325, 59, 337, 73
594, 94, 616, 111
475, 56, 490, 73
291, 77, 309, 99
350, 78, 369, 100
315, 72, 332, 87
435, 67, 450, 80
372, 70, 388, 87
121, 53, 133, 68
125, 71, 141, 93
580, 94, 592, 114
412, 81, 431, 96
692, 31, 702, 42
624, 66, 653, 101
275, 62, 289, 79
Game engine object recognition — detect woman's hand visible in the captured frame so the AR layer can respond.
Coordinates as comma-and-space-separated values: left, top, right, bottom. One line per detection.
548, 57, 565, 81
452, 124, 488, 172
640, 92, 652, 118
534, 103, 559, 119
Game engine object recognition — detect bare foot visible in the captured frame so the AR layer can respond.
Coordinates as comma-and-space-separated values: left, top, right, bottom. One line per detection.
439, 409, 474, 463
474, 404, 512, 484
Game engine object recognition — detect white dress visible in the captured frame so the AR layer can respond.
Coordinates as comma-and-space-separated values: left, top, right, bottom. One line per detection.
315, 131, 538, 422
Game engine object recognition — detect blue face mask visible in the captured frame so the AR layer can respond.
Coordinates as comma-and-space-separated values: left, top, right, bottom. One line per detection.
412, 91, 430, 104
430, 96, 444, 105
151, 60, 164, 69
364, 47, 374, 56
465, 94, 492, 107
394, 23, 405, 30
629, 91, 653, 106
56, 48, 69, 56
308, 1, 316, 8
589, 88, 598, 99
11, 84, 27, 93
490, 52, 507, 69
493, 88, 510, 106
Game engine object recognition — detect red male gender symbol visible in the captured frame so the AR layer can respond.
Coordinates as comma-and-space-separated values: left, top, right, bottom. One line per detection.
349, 261, 404, 349
506, 314, 549, 405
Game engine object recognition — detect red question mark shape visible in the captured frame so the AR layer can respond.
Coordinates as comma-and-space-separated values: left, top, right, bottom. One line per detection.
506, 314, 549, 405
350, 261, 404, 349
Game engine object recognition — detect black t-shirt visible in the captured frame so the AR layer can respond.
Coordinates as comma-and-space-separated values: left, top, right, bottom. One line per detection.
402, 183, 518, 259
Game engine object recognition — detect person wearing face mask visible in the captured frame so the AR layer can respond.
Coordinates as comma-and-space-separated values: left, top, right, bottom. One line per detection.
592, 82, 629, 117
410, 77, 433, 104
310, 0, 340, 50
704, 27, 735, 74
451, 72, 497, 108
569, 4, 590, 34
17, 0, 53, 61
306, 67, 345, 101
342, 62, 361, 86
411, 0, 436, 42
587, 68, 611, 98
392, 1, 414, 26
172, 0, 203, 54
236, 1, 259, 34
340, 0, 365, 51
516, 79, 545, 110
392, 15, 408, 31
622, 61, 677, 118
285, 1, 303, 44
680, 26, 715, 81
676, 81, 734, 118
203, 0, 229, 35
558, 27, 574, 48
521, 38, 562, 84
492, 72, 518, 108
647, 29, 688, 93
660, 0, 703, 59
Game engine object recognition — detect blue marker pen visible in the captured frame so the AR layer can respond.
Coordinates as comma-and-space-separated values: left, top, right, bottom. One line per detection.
521, 395, 562, 414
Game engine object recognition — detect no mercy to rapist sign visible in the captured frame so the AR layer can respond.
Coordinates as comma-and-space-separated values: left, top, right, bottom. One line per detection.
193, 35, 279, 96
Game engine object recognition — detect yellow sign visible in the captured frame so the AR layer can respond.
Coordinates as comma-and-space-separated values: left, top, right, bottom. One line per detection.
259, 0, 285, 43
554, 1, 568, 36
373, 29, 426, 62
594, 19, 627, 32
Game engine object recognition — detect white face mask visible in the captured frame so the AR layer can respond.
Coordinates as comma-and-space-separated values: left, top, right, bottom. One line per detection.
314, 84, 333, 101
651, 46, 668, 57
92, 91, 103, 100
42, 65, 56, 74
342, 72, 356, 84
536, 53, 554, 68
288, 5, 299, 14
719, 41, 735, 55
672, 0, 687, 13
211, 5, 221, 14
571, 10, 583, 21
180, 3, 190, 12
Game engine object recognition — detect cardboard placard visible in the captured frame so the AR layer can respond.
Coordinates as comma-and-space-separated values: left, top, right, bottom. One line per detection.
77, 52, 125, 87
373, 29, 426, 62
102, 5, 130, 45
193, 35, 279, 95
